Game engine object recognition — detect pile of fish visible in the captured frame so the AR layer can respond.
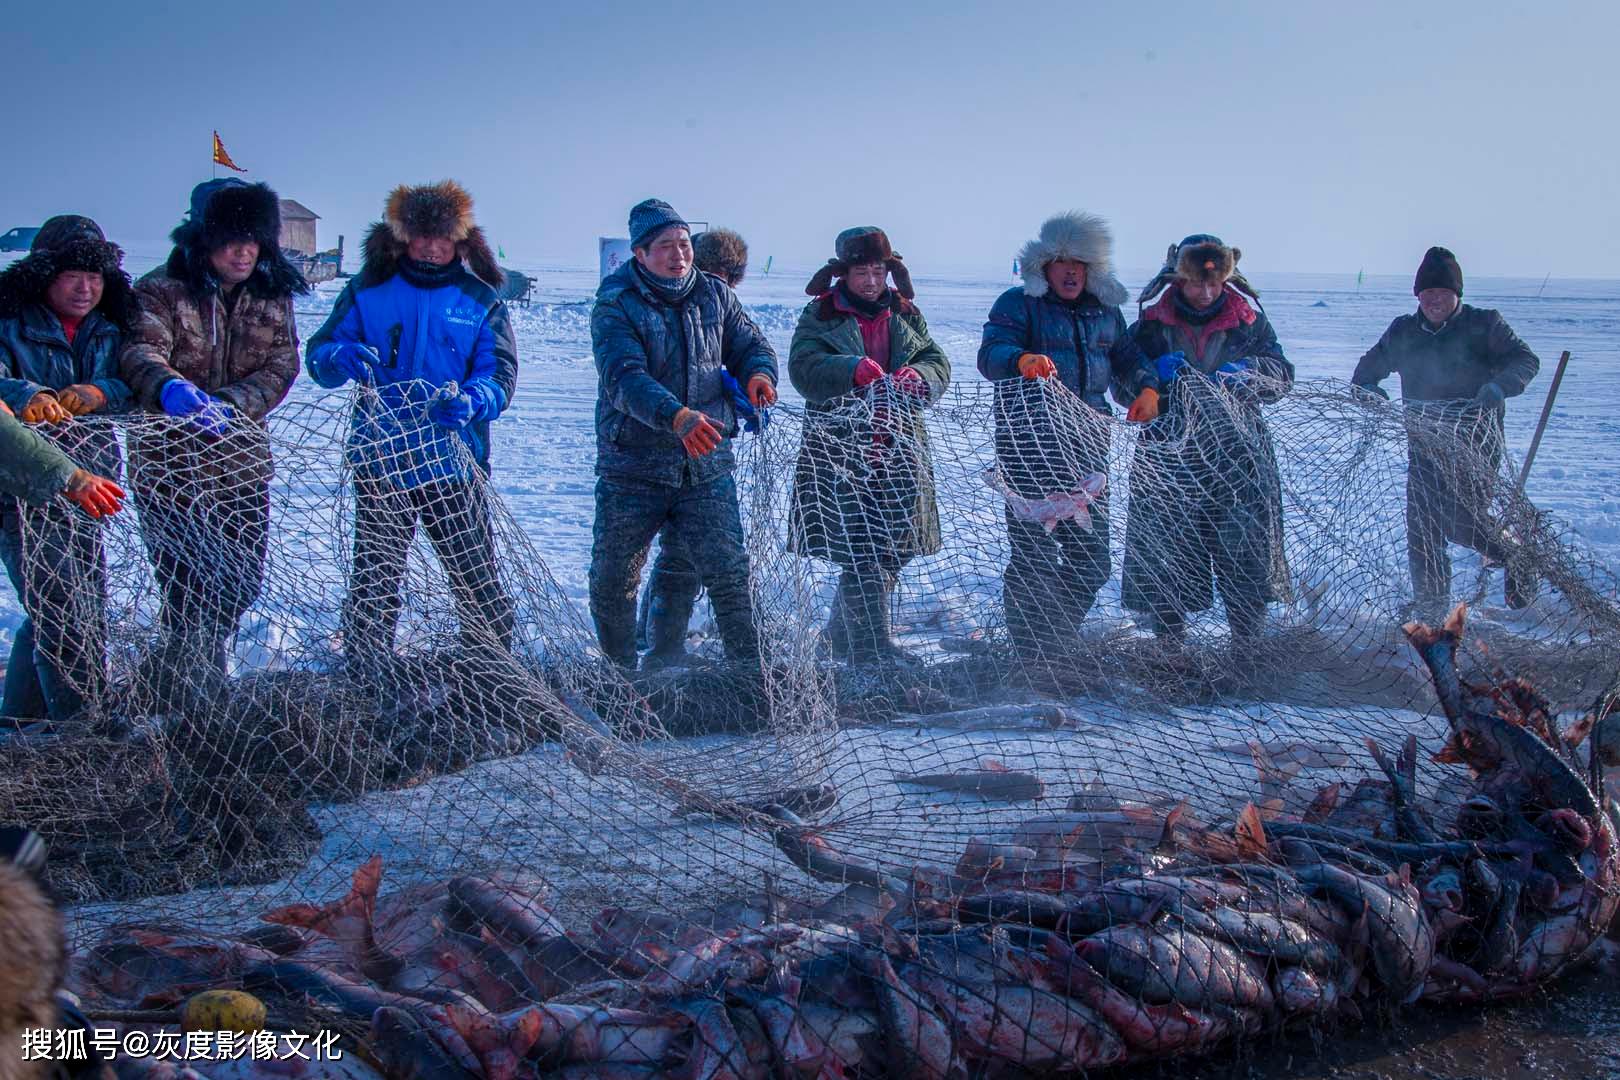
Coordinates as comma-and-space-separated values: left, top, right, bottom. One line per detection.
73, 605, 1620, 1078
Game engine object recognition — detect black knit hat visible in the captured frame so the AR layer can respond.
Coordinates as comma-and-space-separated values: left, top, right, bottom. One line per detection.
1414, 246, 1463, 297
0, 215, 136, 328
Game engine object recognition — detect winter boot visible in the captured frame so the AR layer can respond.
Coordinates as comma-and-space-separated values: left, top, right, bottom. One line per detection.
821, 575, 852, 660
843, 571, 917, 667
642, 593, 695, 671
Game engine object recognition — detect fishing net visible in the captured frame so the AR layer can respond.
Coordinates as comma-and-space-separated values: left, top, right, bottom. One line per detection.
2, 374, 1616, 1077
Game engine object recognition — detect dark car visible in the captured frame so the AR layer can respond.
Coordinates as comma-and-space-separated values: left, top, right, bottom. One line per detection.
0, 227, 39, 252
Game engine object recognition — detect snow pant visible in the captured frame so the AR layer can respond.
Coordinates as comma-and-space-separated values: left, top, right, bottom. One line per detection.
1003, 501, 1111, 657
0, 502, 107, 722
134, 472, 269, 676
1121, 438, 1283, 641
1405, 439, 1509, 608
636, 534, 701, 662
341, 477, 516, 664
590, 472, 757, 669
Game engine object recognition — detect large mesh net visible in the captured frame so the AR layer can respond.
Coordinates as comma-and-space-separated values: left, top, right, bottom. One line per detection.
3, 373, 1617, 1077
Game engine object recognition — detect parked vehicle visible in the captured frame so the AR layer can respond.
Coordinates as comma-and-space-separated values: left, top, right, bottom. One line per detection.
0, 227, 40, 252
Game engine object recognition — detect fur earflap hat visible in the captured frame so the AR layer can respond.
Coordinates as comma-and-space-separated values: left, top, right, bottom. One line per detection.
1137, 233, 1259, 306
167, 179, 307, 300
0, 215, 137, 328
1413, 246, 1463, 297
1018, 212, 1128, 307
693, 228, 748, 285
805, 226, 914, 300
363, 180, 504, 289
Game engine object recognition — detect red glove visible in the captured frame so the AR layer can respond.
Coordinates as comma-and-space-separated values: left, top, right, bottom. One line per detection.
673, 407, 722, 457
1126, 387, 1160, 423
747, 375, 777, 408
62, 469, 125, 518
1017, 353, 1056, 380
22, 392, 70, 425
893, 366, 929, 399
57, 384, 108, 416
852, 357, 884, 388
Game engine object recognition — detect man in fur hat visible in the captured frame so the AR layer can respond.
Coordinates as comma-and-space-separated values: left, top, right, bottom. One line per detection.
1117, 234, 1294, 646
590, 199, 777, 670
788, 227, 949, 666
637, 225, 755, 668
0, 215, 135, 720
306, 181, 518, 670
121, 178, 308, 675
1352, 246, 1541, 612
977, 211, 1145, 658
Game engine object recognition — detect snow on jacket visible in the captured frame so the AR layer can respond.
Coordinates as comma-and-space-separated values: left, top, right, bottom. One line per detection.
591, 260, 778, 487
1351, 304, 1539, 405
306, 257, 518, 488
977, 286, 1142, 414
0, 303, 130, 480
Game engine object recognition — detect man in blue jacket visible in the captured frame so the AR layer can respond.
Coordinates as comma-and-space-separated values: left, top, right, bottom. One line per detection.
590, 200, 777, 670
306, 181, 518, 672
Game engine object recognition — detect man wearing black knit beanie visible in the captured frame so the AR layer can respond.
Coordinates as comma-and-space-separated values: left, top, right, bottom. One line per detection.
1351, 246, 1541, 614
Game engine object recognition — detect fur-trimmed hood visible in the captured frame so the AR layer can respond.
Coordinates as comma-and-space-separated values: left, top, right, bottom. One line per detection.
0, 216, 137, 330
1018, 211, 1129, 307
363, 181, 503, 288
165, 180, 308, 301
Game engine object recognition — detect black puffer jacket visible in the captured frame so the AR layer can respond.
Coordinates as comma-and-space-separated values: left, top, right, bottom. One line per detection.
1352, 304, 1539, 404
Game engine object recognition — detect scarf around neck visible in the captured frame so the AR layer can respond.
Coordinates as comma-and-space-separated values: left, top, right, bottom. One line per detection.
634, 260, 698, 305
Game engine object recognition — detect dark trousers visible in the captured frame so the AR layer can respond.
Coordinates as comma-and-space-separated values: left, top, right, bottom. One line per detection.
0, 504, 107, 721
1406, 447, 1510, 607
135, 474, 270, 674
590, 472, 757, 668
1003, 504, 1111, 655
342, 477, 515, 663
636, 535, 702, 659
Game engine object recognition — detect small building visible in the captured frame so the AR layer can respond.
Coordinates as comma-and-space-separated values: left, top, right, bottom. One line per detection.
278, 200, 319, 255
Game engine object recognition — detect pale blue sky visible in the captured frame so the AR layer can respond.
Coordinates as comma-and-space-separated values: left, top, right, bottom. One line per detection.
4, 0, 1614, 277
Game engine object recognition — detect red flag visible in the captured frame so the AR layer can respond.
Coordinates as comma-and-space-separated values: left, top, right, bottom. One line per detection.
212, 131, 247, 173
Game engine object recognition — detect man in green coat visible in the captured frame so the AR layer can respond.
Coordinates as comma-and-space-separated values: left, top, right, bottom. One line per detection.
787, 227, 949, 665
0, 405, 124, 515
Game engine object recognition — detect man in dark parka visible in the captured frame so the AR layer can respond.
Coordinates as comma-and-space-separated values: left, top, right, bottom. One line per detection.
787, 227, 949, 665
977, 211, 1145, 658
589, 200, 778, 670
1352, 246, 1540, 611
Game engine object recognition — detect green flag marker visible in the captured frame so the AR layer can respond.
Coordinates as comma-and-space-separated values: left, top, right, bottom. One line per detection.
498, 245, 507, 260
764, 256, 773, 277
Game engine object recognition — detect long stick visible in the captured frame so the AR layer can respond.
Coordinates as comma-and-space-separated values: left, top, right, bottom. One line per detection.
1517, 350, 1572, 491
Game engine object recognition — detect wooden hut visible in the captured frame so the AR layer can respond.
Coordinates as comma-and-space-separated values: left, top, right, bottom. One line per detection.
278, 200, 319, 255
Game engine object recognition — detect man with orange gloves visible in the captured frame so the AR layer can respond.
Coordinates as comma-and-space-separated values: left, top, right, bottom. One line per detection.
588, 199, 778, 669
978, 211, 1147, 657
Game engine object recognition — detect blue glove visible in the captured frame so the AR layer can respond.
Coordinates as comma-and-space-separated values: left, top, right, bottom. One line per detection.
1473, 381, 1506, 409
1214, 358, 1253, 386
324, 343, 380, 387
720, 370, 769, 434
1154, 351, 1187, 385
427, 383, 476, 429
159, 378, 234, 437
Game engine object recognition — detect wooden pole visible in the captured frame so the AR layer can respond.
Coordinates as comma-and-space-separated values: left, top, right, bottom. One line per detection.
1517, 350, 1572, 491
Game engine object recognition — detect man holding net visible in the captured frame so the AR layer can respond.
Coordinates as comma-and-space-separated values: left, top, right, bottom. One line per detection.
1118, 235, 1294, 647
787, 227, 949, 667
306, 182, 518, 673
637, 227, 756, 670
978, 211, 1142, 659
0, 216, 134, 722
1352, 246, 1541, 614
120, 179, 308, 677
590, 200, 777, 671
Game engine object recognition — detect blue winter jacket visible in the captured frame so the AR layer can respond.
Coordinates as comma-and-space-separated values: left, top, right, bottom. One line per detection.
591, 261, 777, 487
0, 303, 130, 481
977, 286, 1144, 413
306, 259, 518, 489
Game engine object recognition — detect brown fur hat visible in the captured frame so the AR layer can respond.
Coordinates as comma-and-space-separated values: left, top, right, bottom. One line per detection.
693, 228, 749, 285
805, 226, 914, 300
365, 181, 503, 288
1174, 234, 1239, 284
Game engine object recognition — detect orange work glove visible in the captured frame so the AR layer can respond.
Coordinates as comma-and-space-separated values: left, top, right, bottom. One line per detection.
746, 374, 777, 408
21, 392, 70, 425
673, 407, 723, 457
1017, 353, 1057, 380
1126, 387, 1161, 423
62, 469, 125, 518
57, 384, 108, 416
